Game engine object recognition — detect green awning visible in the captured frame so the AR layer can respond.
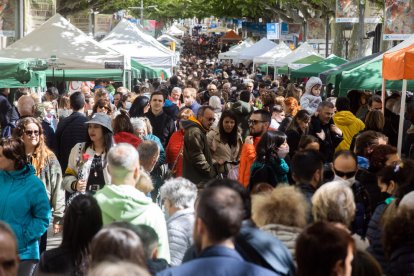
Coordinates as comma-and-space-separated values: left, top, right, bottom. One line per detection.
45, 69, 125, 82
277, 55, 324, 75
339, 59, 414, 96
131, 59, 167, 80
0, 70, 46, 88
318, 53, 382, 96
290, 55, 347, 78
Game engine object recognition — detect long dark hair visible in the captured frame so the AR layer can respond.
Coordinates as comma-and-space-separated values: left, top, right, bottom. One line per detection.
129, 96, 149, 118
256, 131, 287, 164
61, 193, 102, 272
218, 110, 239, 147
286, 109, 311, 134
85, 125, 113, 166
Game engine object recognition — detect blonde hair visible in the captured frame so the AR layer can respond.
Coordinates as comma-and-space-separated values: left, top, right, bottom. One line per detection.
252, 185, 308, 228
135, 169, 154, 193
312, 181, 356, 227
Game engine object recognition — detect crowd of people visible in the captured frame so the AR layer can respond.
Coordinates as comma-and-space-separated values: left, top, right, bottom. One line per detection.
0, 32, 414, 276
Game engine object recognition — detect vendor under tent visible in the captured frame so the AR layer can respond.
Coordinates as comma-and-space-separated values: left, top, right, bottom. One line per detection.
253, 42, 292, 65
238, 38, 277, 61
290, 55, 347, 78
382, 44, 414, 156
318, 52, 382, 96
218, 39, 255, 61
0, 14, 128, 71
276, 55, 324, 75
100, 19, 177, 75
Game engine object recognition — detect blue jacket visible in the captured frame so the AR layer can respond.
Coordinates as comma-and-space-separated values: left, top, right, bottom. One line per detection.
0, 164, 51, 260
157, 245, 278, 276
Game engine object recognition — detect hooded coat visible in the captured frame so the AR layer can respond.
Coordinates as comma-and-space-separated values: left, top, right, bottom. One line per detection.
94, 184, 170, 262
300, 77, 323, 115
0, 164, 51, 260
333, 110, 365, 151
182, 117, 216, 186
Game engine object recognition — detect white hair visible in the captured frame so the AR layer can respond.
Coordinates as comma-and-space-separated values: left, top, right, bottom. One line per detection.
130, 117, 146, 131
160, 177, 197, 209
172, 87, 182, 94
107, 143, 139, 179
312, 180, 356, 227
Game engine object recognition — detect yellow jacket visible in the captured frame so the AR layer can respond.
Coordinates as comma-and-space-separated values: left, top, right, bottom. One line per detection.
333, 111, 365, 151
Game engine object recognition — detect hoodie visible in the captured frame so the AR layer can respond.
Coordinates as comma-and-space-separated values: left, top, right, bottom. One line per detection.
0, 164, 51, 260
333, 110, 365, 151
94, 184, 170, 262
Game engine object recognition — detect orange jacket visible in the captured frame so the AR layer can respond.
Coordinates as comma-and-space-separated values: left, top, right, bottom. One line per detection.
238, 137, 261, 187
166, 130, 185, 177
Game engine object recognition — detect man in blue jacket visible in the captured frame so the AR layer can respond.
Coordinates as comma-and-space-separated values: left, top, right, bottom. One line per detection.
157, 185, 277, 276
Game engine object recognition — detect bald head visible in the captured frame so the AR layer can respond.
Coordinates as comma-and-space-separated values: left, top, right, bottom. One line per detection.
81, 85, 91, 95
17, 95, 35, 116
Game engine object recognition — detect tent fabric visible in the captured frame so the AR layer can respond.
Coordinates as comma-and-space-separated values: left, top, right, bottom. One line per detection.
338, 33, 414, 95
0, 71, 46, 88
291, 55, 347, 78
157, 34, 183, 45
0, 14, 125, 70
383, 44, 414, 80
220, 30, 242, 41
253, 43, 292, 65
238, 38, 277, 61
218, 39, 255, 60
274, 42, 321, 67
101, 20, 177, 70
45, 69, 126, 82
131, 59, 167, 80
166, 25, 184, 37
277, 55, 325, 74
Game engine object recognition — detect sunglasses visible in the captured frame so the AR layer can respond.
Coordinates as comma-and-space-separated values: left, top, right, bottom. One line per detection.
206, 117, 216, 122
248, 119, 265, 125
24, 130, 39, 136
334, 169, 357, 178
98, 106, 109, 110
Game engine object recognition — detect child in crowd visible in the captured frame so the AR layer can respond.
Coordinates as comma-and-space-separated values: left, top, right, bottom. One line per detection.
300, 77, 323, 115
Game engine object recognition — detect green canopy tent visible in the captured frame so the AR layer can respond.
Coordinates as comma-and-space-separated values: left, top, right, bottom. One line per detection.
318, 52, 382, 96
45, 69, 127, 82
339, 59, 414, 96
290, 55, 347, 78
0, 57, 46, 88
131, 59, 168, 80
277, 55, 324, 75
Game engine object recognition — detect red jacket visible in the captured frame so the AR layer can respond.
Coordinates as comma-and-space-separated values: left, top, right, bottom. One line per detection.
113, 132, 142, 149
166, 130, 185, 177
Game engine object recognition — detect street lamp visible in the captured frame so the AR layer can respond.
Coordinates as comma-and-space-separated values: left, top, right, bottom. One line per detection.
128, 0, 158, 22
342, 24, 353, 60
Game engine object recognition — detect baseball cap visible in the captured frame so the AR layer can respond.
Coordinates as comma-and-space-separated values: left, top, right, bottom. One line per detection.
86, 112, 113, 133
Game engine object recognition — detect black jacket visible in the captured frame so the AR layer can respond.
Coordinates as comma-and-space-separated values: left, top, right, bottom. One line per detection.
56, 111, 88, 171
0, 93, 18, 137
146, 110, 175, 148
367, 202, 389, 273
309, 117, 343, 163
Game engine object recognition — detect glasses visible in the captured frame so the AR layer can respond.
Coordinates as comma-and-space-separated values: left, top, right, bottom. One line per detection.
206, 117, 216, 122
24, 130, 39, 136
248, 119, 265, 125
333, 168, 357, 178
98, 106, 109, 110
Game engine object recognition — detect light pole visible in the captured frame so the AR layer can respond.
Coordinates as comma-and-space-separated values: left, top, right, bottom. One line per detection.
342, 25, 352, 60
128, 1, 158, 23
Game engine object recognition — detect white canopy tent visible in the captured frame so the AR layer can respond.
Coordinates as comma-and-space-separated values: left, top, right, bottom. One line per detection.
274, 42, 321, 67
101, 20, 177, 72
253, 42, 292, 65
218, 39, 255, 61
238, 38, 277, 61
0, 14, 128, 70
166, 25, 185, 37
